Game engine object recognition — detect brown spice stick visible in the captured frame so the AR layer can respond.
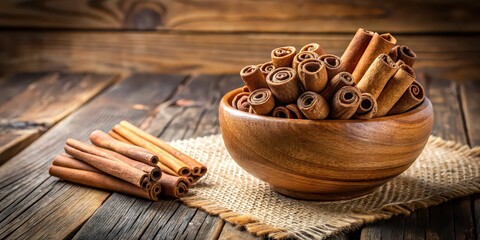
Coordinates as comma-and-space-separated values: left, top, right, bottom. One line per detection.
90, 130, 158, 166
109, 130, 133, 144
49, 165, 156, 201
341, 28, 375, 73
388, 80, 425, 115
375, 65, 416, 117
119, 120, 207, 177
297, 91, 329, 120
352, 33, 397, 83
248, 88, 275, 115
355, 93, 378, 120
297, 58, 328, 92
53, 154, 100, 173
357, 54, 399, 99
285, 104, 304, 119
112, 124, 191, 176
292, 51, 319, 71
271, 46, 296, 68
259, 61, 275, 77
271, 105, 303, 119
266, 67, 301, 104
320, 72, 355, 101
159, 173, 190, 198
331, 86, 362, 119
300, 43, 326, 56
319, 54, 345, 80
231, 92, 250, 112
64, 145, 149, 188
240, 65, 268, 91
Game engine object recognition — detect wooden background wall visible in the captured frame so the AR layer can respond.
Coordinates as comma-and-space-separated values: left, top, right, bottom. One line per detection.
0, 0, 479, 81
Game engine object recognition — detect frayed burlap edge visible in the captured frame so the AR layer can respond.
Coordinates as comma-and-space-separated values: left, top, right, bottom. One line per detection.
180, 135, 480, 240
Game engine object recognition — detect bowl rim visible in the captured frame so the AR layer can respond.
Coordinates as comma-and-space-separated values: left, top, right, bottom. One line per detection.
221, 87, 431, 124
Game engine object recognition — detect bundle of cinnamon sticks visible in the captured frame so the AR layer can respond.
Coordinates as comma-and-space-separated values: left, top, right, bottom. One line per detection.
49, 121, 207, 201
234, 28, 425, 120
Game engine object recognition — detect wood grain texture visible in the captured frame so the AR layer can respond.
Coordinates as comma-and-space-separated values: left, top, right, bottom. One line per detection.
0, 74, 185, 239
73, 75, 243, 239
0, 72, 115, 164
0, 31, 479, 82
0, 0, 478, 33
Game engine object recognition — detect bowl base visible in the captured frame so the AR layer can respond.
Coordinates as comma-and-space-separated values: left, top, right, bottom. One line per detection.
271, 186, 377, 201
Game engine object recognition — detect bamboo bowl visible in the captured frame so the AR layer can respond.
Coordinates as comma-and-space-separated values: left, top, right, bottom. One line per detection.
219, 88, 434, 201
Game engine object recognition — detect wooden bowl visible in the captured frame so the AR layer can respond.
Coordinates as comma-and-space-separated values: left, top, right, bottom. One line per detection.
219, 88, 434, 200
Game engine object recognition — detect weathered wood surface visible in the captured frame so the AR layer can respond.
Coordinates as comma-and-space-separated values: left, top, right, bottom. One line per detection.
0, 32, 479, 82
0, 73, 479, 239
0, 0, 478, 33
0, 72, 115, 164
0, 74, 185, 239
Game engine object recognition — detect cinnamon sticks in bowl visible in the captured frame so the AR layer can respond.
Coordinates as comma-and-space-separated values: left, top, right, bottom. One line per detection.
231, 28, 425, 120
49, 121, 207, 201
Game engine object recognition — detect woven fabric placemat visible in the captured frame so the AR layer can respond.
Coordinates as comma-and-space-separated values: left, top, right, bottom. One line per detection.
170, 135, 480, 239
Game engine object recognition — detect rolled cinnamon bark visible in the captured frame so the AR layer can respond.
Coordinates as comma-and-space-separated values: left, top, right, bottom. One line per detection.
259, 61, 275, 77
49, 165, 156, 201
357, 54, 399, 99
331, 86, 362, 119
108, 130, 133, 144
387, 80, 425, 115
297, 59, 328, 92
354, 93, 377, 120
285, 104, 304, 119
119, 120, 207, 177
319, 54, 345, 80
64, 145, 149, 188
271, 105, 303, 119
242, 85, 250, 92
352, 33, 397, 83
271, 46, 296, 68
341, 28, 375, 73
375, 65, 416, 117
149, 182, 162, 201
266, 67, 301, 104
231, 92, 250, 112
320, 72, 355, 101
300, 43, 326, 56
112, 124, 191, 176
159, 174, 190, 198
292, 51, 319, 71
297, 91, 329, 120
389, 45, 416, 67
248, 88, 275, 115
240, 65, 268, 91
90, 130, 158, 166
66, 139, 161, 181
53, 154, 100, 173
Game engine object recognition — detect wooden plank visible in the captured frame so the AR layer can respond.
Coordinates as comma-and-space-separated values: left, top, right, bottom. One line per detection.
0, 0, 478, 33
0, 73, 115, 164
73, 74, 243, 239
0, 74, 185, 239
218, 223, 260, 240
0, 31, 479, 82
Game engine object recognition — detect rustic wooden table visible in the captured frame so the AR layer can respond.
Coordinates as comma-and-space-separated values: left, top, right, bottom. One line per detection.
0, 72, 478, 239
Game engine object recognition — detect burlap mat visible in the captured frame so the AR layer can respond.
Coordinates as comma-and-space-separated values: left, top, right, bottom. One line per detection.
170, 135, 480, 239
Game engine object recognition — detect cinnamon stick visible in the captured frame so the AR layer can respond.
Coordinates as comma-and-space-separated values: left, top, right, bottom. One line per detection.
300, 43, 326, 56
64, 144, 149, 188
285, 104, 304, 119
108, 130, 133, 144
259, 61, 275, 77
271, 105, 303, 119
248, 88, 275, 115
242, 85, 250, 92
389, 45, 417, 67
297, 58, 328, 92
319, 54, 345, 80
266, 67, 301, 104
352, 33, 397, 83
320, 72, 355, 101
231, 92, 250, 112
118, 120, 207, 177
331, 86, 362, 119
240, 65, 268, 91
297, 91, 329, 120
375, 65, 416, 117
292, 51, 319, 71
52, 154, 100, 173
341, 28, 375, 73
387, 80, 425, 115
112, 124, 191, 176
271, 46, 296, 68
49, 165, 156, 201
159, 173, 190, 198
354, 93, 377, 120
66, 139, 161, 181
357, 54, 399, 99
90, 130, 158, 166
